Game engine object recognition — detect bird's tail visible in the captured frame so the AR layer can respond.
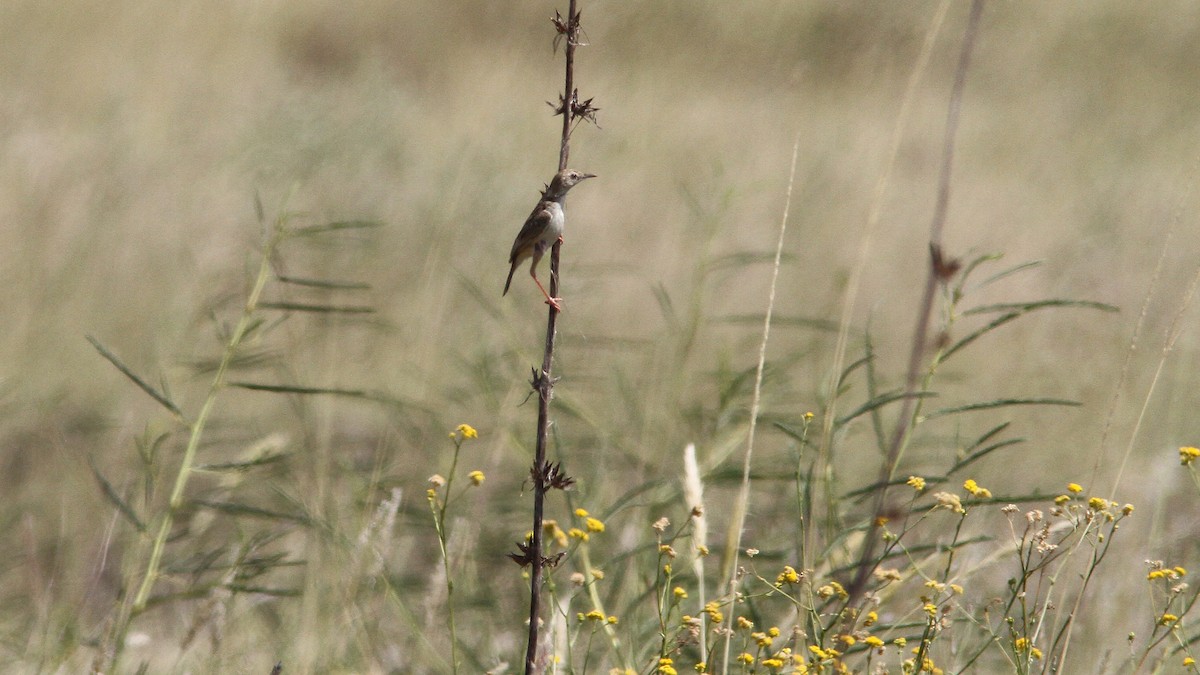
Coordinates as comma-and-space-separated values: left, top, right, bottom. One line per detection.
503, 264, 517, 296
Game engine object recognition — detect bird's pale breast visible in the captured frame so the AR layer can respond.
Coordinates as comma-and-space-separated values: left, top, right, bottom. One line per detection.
539, 202, 565, 246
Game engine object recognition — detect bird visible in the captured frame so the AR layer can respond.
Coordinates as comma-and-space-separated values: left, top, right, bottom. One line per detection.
503, 168, 595, 311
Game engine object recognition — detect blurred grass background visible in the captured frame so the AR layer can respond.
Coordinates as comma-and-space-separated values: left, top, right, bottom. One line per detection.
1, 1, 1199, 672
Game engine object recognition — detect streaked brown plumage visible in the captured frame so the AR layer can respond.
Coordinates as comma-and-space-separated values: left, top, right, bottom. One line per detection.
503, 169, 595, 310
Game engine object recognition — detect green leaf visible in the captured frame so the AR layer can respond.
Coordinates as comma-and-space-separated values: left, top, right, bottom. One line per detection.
190, 499, 311, 525
950, 438, 1024, 474
86, 335, 183, 419
963, 299, 1119, 315
926, 398, 1080, 419
276, 275, 371, 290
87, 456, 145, 532
229, 382, 369, 398
258, 302, 375, 314
293, 220, 383, 235
836, 390, 936, 428
196, 453, 290, 472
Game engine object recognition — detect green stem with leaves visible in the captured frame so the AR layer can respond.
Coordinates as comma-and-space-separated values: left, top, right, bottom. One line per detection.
128, 218, 283, 623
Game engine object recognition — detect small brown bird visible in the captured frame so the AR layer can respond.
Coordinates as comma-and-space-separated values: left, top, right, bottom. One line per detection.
503, 169, 595, 310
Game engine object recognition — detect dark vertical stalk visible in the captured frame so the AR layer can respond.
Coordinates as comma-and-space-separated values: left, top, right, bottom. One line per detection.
524, 1, 579, 672
849, 0, 985, 600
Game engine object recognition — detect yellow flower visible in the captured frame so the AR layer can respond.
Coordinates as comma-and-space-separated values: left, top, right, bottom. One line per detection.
761, 658, 784, 670
864, 636, 885, 648
1030, 647, 1043, 660
923, 603, 938, 617
586, 517, 606, 533
1054, 495, 1071, 505
768, 626, 780, 637
1184, 656, 1195, 666
737, 616, 754, 630
1088, 497, 1110, 511
703, 601, 724, 624
1067, 482, 1083, 493
455, 424, 477, 439
607, 615, 618, 624
1160, 613, 1179, 626
567, 527, 589, 542
542, 520, 569, 547
737, 653, 754, 665
1014, 637, 1028, 652
907, 476, 926, 491
776, 565, 801, 585
1181, 446, 1200, 465
963, 479, 992, 499
575, 508, 589, 518
673, 586, 688, 599
468, 470, 485, 486
863, 610, 878, 627
584, 610, 605, 621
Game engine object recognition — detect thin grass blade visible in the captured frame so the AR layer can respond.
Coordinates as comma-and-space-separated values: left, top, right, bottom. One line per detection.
85, 335, 183, 419
88, 456, 146, 532
927, 397, 1080, 419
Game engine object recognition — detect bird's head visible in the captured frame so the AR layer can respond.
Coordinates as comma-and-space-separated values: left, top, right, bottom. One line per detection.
547, 169, 596, 197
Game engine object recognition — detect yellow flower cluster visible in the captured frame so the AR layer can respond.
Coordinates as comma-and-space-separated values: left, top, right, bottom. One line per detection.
703, 601, 724, 624
1147, 565, 1187, 581
816, 580, 848, 599
1014, 637, 1044, 660
1181, 446, 1200, 465
776, 565, 801, 586
963, 479, 992, 499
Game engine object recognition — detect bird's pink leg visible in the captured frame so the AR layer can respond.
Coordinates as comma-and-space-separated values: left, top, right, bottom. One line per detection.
531, 272, 563, 311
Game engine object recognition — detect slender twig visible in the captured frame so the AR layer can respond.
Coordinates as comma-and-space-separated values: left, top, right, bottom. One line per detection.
718, 134, 801, 673
849, 0, 985, 600
525, 2, 582, 672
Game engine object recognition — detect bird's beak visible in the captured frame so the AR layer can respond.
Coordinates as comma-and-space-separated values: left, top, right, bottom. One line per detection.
581, 173, 597, 180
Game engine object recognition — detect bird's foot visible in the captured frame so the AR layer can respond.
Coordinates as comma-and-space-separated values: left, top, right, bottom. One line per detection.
545, 297, 564, 311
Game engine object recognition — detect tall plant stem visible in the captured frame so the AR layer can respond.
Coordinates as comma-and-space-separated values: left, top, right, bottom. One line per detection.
849, 0, 984, 599
524, 1, 580, 672
131, 221, 282, 613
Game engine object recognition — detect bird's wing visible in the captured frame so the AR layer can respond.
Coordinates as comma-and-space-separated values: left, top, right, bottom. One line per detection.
509, 201, 555, 261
